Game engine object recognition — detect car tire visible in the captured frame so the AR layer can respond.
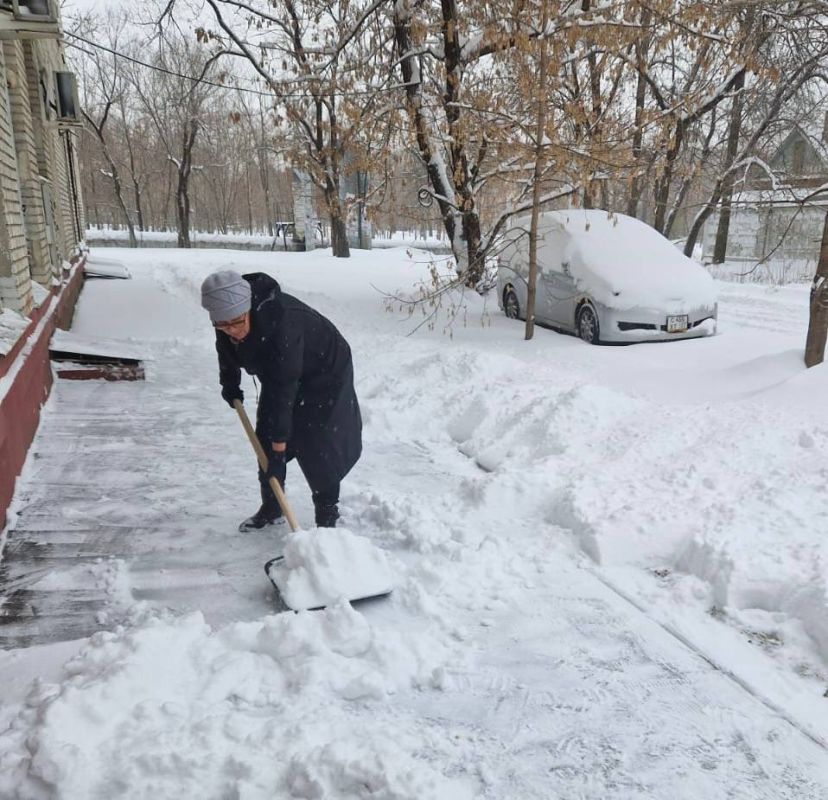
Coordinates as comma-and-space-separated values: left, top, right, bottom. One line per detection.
503, 287, 521, 320
576, 303, 600, 344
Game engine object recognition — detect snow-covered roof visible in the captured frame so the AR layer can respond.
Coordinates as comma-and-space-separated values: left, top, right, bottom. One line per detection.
767, 118, 828, 175
732, 186, 828, 207
797, 115, 828, 166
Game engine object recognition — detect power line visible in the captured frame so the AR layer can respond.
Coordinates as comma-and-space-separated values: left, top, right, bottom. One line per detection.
64, 31, 406, 101
65, 31, 280, 96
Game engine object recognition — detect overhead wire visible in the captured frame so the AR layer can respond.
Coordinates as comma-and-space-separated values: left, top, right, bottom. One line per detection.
63, 31, 408, 101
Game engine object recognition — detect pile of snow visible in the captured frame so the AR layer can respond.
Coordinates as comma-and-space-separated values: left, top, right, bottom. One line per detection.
85, 227, 284, 247
0, 308, 28, 357
269, 528, 395, 610
29, 281, 50, 308
0, 605, 460, 799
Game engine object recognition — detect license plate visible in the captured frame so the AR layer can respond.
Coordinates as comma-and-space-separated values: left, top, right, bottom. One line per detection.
667, 314, 688, 333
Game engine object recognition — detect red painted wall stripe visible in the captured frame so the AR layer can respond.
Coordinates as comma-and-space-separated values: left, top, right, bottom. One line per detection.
0, 259, 86, 531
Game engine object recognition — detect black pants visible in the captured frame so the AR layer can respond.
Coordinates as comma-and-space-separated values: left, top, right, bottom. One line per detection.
258, 473, 339, 525
256, 408, 340, 526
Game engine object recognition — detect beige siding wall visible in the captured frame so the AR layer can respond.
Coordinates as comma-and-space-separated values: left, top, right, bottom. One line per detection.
54, 127, 74, 260
6, 40, 51, 288
0, 21, 84, 317
0, 44, 32, 314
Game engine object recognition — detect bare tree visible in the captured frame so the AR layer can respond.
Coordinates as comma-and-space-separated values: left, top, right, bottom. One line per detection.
200, 0, 396, 257
130, 24, 226, 247
682, 22, 828, 258
805, 209, 828, 367
72, 11, 138, 245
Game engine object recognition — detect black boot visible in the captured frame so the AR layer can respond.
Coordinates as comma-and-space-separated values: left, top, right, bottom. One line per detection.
239, 500, 284, 532
312, 483, 340, 528
314, 503, 339, 528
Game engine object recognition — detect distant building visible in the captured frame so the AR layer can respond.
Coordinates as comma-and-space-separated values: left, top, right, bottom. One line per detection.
0, 1, 87, 529
703, 112, 828, 269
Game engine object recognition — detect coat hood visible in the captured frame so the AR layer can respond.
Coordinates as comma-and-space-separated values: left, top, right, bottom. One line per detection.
243, 272, 283, 318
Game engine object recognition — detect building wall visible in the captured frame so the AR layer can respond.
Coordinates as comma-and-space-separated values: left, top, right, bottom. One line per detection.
704, 204, 826, 271
0, 6, 87, 530
0, 43, 32, 314
6, 39, 51, 288
0, 19, 83, 317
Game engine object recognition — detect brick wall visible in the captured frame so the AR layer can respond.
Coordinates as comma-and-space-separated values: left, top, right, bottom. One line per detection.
0, 259, 85, 531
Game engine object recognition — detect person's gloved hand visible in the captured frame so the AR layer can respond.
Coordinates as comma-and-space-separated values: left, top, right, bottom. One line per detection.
265, 450, 286, 486
221, 386, 244, 408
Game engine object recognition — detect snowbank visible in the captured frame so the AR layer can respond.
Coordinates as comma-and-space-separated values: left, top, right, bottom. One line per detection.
0, 605, 461, 799
0, 309, 28, 357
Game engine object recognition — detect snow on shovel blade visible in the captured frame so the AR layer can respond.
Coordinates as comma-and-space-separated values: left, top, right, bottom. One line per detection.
264, 527, 394, 611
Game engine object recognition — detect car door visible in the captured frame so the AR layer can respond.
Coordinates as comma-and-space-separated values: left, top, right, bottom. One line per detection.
548, 258, 580, 331
538, 232, 577, 328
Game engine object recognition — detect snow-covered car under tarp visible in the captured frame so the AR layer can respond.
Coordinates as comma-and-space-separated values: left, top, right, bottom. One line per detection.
496, 209, 718, 344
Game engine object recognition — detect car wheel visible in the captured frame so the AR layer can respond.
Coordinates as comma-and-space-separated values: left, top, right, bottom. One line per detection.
576, 303, 600, 344
504, 287, 521, 320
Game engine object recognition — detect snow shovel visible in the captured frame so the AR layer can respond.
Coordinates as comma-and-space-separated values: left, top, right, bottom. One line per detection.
233, 399, 299, 531
233, 400, 393, 611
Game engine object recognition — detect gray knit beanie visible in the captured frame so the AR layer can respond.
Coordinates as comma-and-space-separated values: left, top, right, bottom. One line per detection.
201, 270, 252, 322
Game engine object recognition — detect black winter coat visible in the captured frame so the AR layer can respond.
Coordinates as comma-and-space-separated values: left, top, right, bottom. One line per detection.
214, 272, 362, 491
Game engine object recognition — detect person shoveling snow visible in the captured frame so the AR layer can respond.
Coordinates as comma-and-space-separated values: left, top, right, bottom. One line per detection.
201, 269, 391, 609
201, 269, 362, 531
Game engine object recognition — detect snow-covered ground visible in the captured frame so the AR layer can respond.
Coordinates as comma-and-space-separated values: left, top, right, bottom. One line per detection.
1, 246, 827, 798
84, 227, 450, 252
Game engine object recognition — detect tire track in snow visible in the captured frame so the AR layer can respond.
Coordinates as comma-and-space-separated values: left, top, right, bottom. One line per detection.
587, 565, 828, 753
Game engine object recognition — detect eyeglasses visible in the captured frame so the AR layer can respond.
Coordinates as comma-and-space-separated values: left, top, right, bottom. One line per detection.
214, 313, 248, 331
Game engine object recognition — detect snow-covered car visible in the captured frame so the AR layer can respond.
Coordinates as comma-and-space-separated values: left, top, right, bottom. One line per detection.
496, 210, 717, 344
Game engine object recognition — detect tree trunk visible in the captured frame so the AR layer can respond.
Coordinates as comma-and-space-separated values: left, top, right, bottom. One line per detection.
88, 119, 136, 247
712, 73, 746, 263
626, 8, 651, 218
805, 211, 828, 368
653, 125, 684, 234
176, 121, 198, 248
163, 162, 173, 232
393, 0, 485, 285
325, 182, 350, 258
106, 156, 136, 247
463, 210, 484, 288
246, 162, 254, 235
132, 180, 144, 233
125, 138, 145, 232
665, 111, 717, 240
525, 0, 550, 341
259, 155, 273, 236
683, 186, 722, 258
176, 165, 191, 248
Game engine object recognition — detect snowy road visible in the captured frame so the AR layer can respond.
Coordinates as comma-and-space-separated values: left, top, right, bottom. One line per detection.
1, 247, 827, 798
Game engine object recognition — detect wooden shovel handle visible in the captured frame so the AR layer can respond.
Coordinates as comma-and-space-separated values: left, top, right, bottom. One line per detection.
233, 399, 299, 532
